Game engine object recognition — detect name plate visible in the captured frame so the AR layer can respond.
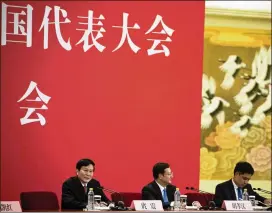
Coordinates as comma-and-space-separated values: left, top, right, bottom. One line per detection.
0, 201, 22, 212
222, 200, 253, 211
132, 200, 163, 211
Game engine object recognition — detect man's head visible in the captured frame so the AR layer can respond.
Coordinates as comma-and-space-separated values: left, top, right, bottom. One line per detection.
233, 162, 254, 188
153, 162, 173, 187
76, 158, 95, 183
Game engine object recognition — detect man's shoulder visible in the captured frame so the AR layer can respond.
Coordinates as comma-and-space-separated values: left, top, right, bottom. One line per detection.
245, 183, 253, 190
167, 184, 176, 190
142, 181, 176, 190
142, 181, 156, 190
63, 176, 78, 185
88, 178, 100, 186
216, 179, 232, 188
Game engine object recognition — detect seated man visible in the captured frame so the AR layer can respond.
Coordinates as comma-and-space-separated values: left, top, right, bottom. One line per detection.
61, 158, 110, 210
141, 162, 176, 209
214, 161, 271, 207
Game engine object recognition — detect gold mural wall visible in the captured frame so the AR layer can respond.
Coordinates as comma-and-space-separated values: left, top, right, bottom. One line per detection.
200, 6, 271, 198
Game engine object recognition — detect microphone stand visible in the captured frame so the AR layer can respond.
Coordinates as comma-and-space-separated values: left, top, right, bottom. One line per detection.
257, 188, 272, 195
253, 188, 272, 210
97, 186, 128, 211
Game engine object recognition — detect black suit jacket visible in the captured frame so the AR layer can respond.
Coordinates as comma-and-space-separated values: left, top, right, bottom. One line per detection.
141, 181, 176, 209
61, 176, 110, 210
214, 179, 266, 207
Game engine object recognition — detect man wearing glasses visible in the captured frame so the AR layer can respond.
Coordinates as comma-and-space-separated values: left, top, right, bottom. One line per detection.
214, 161, 271, 207
141, 162, 176, 209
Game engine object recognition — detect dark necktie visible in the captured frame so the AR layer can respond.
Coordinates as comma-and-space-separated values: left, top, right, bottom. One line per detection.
237, 187, 243, 200
84, 185, 87, 194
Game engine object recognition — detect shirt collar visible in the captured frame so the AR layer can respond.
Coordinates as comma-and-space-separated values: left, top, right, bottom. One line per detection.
155, 181, 166, 192
81, 182, 87, 187
232, 178, 239, 189
80, 180, 90, 187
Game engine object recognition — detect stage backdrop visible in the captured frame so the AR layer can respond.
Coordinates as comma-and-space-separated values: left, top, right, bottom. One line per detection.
1, 1, 205, 201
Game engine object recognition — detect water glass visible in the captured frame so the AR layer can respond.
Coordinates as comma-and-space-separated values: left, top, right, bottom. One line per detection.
180, 195, 187, 210
249, 195, 256, 206
94, 195, 102, 207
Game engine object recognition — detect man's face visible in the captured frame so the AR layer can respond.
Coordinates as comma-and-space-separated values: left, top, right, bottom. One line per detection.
159, 168, 173, 186
233, 172, 252, 188
77, 164, 94, 183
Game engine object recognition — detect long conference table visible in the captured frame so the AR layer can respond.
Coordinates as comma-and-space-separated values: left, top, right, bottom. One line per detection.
39, 211, 269, 213
88, 211, 267, 213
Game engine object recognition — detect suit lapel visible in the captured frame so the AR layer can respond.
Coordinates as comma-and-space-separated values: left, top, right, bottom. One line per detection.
227, 179, 237, 200
74, 177, 86, 201
151, 181, 163, 201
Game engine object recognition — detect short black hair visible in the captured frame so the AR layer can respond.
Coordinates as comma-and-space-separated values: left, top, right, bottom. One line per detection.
153, 162, 170, 179
234, 162, 254, 175
76, 159, 95, 171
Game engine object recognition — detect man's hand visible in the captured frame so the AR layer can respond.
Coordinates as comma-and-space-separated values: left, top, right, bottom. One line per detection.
100, 201, 108, 207
264, 199, 271, 205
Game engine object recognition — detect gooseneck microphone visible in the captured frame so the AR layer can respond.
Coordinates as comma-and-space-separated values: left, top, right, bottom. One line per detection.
97, 186, 121, 194
97, 186, 127, 211
186, 187, 213, 194
253, 188, 272, 195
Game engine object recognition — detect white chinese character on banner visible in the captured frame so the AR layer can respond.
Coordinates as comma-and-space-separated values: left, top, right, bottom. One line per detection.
1, 2, 33, 47
145, 15, 174, 57
112, 13, 140, 53
17, 81, 51, 126
39, 6, 71, 50
76, 10, 106, 52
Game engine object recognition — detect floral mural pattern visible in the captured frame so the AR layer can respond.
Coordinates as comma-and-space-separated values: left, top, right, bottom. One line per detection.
200, 44, 271, 181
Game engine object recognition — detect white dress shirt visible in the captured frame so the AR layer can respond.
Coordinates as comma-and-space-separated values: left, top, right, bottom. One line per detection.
232, 179, 240, 200
155, 181, 167, 198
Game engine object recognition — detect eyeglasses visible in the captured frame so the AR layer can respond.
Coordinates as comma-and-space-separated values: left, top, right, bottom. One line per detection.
164, 172, 174, 177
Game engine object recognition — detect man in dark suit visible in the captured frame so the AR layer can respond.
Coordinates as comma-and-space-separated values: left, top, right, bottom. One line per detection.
61, 158, 110, 210
214, 161, 271, 207
141, 162, 176, 209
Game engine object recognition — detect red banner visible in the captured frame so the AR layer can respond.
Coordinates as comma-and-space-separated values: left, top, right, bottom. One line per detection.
1, 1, 205, 200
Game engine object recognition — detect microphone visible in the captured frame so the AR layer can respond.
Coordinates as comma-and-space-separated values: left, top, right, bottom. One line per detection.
254, 200, 272, 211
98, 186, 121, 194
97, 186, 127, 211
186, 187, 212, 194
255, 200, 272, 207
253, 188, 272, 195
186, 186, 220, 210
